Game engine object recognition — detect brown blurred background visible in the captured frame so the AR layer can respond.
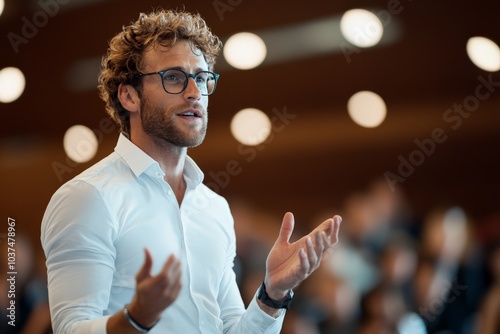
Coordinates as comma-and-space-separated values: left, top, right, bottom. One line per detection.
1, 0, 500, 333
1, 0, 499, 246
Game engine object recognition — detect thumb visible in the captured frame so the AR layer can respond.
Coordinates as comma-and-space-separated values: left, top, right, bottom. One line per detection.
136, 248, 153, 283
275, 212, 295, 245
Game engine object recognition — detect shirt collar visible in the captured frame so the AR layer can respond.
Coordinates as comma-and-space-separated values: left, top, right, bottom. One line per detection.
114, 133, 204, 187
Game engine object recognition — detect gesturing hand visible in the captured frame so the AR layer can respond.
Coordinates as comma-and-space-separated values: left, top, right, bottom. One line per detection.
264, 212, 341, 299
128, 249, 182, 328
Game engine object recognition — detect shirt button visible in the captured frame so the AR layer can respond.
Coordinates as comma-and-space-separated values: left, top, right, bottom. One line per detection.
156, 172, 162, 178
167, 190, 173, 196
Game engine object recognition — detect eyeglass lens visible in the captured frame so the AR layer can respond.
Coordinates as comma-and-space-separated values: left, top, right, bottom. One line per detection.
162, 69, 217, 95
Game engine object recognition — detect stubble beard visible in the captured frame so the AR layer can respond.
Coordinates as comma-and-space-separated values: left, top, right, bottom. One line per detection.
140, 95, 207, 149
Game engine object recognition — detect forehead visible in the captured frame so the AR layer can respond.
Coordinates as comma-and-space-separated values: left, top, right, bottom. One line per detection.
142, 40, 208, 71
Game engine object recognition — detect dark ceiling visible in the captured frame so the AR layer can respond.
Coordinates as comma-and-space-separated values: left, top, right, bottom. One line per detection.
1, 0, 500, 244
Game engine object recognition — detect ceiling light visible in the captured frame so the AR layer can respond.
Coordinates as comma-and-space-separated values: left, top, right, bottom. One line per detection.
230, 108, 271, 145
224, 32, 267, 70
63, 125, 98, 163
340, 9, 384, 48
466, 36, 500, 72
0, 67, 26, 103
347, 91, 387, 128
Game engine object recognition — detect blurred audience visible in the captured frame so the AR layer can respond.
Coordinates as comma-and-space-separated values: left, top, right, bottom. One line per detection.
229, 177, 495, 334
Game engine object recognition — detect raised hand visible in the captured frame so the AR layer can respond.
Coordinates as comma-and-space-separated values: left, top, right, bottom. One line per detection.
264, 212, 341, 299
128, 249, 182, 328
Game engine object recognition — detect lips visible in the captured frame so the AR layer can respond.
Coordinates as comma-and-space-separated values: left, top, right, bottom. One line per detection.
177, 108, 202, 117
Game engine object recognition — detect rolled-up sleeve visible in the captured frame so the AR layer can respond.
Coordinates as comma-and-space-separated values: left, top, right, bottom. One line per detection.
41, 180, 118, 334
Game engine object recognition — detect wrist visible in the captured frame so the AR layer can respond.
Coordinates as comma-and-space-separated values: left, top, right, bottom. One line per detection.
263, 278, 289, 301
124, 303, 158, 332
257, 281, 293, 310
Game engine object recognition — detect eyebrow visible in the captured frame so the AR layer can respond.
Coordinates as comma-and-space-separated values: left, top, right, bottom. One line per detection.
159, 66, 208, 73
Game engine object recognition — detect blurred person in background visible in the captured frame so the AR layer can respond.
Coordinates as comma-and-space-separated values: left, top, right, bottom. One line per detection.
356, 223, 425, 333
413, 206, 486, 334
475, 242, 500, 334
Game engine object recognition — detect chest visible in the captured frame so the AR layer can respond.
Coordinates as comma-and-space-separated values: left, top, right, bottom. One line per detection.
111, 188, 231, 288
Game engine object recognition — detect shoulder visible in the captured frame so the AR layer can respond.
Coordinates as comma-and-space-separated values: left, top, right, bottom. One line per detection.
41, 152, 127, 231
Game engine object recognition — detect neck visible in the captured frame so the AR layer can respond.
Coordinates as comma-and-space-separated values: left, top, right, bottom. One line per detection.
130, 132, 188, 205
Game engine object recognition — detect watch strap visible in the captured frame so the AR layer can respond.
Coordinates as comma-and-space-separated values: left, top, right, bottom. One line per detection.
123, 304, 157, 333
257, 282, 293, 310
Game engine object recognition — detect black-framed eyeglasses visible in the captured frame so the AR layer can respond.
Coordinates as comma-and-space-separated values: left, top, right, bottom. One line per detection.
135, 68, 220, 96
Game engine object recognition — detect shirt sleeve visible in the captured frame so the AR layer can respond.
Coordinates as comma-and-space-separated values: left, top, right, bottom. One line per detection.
217, 207, 285, 334
40, 180, 118, 334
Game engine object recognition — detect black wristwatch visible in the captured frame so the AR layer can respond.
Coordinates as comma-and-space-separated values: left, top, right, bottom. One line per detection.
257, 282, 293, 310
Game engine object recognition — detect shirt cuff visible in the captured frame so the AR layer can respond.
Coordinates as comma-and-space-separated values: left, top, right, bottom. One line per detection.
245, 291, 285, 331
68, 315, 110, 334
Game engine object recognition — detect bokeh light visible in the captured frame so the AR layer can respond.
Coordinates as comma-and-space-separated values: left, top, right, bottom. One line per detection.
347, 91, 387, 128
466, 36, 500, 72
230, 108, 272, 145
0, 67, 26, 103
224, 32, 267, 70
340, 9, 384, 48
63, 125, 98, 163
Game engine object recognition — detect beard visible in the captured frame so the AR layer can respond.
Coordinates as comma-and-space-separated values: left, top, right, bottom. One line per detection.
140, 94, 207, 148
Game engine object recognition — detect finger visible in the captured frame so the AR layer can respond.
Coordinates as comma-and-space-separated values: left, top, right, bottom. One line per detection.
330, 215, 342, 245
161, 254, 178, 272
168, 278, 182, 302
311, 217, 333, 237
299, 248, 310, 276
275, 212, 295, 245
306, 236, 318, 273
151, 261, 182, 309
167, 257, 182, 283
166, 271, 183, 303
162, 260, 182, 295
154, 254, 179, 287
314, 231, 326, 255
136, 248, 153, 283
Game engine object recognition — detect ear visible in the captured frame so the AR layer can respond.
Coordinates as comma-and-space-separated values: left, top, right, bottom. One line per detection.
117, 83, 140, 113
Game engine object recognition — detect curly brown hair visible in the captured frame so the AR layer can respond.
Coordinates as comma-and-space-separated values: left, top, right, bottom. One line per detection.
98, 9, 221, 137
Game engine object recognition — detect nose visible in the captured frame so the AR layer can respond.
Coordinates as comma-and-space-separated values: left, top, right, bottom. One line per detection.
183, 77, 202, 101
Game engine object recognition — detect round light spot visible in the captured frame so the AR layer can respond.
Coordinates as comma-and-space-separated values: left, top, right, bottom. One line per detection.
63, 125, 98, 163
466, 36, 500, 72
340, 9, 384, 48
347, 91, 387, 128
230, 108, 271, 145
0, 67, 26, 103
224, 32, 267, 70
0, 0, 5, 17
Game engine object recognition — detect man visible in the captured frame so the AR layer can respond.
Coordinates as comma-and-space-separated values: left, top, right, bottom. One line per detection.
41, 9, 341, 334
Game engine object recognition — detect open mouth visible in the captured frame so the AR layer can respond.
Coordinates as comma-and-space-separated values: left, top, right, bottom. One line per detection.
177, 109, 202, 118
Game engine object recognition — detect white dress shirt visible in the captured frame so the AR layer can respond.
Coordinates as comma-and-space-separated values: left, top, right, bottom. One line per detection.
41, 134, 285, 334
